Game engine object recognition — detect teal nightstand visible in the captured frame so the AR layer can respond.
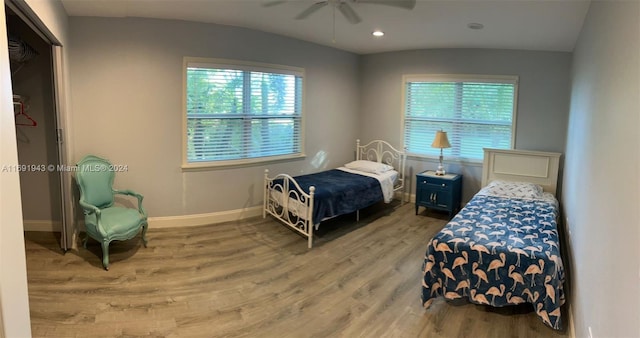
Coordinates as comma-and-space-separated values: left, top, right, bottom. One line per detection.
415, 170, 462, 218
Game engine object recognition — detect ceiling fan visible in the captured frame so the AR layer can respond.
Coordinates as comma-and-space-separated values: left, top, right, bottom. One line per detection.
263, 0, 417, 24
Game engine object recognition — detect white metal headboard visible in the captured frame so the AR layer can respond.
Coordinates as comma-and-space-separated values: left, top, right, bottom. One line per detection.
482, 148, 561, 195
356, 139, 406, 191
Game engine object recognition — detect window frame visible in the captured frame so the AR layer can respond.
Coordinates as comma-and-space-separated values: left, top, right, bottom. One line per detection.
182, 57, 306, 170
401, 74, 519, 163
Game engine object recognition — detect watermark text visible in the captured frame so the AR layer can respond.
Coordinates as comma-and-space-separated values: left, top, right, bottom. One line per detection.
1, 164, 129, 173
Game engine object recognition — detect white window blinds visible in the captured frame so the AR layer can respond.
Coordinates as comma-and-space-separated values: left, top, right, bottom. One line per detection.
403, 75, 517, 161
184, 59, 304, 166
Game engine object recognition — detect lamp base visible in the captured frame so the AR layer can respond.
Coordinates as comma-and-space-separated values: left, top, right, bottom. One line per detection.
435, 155, 446, 176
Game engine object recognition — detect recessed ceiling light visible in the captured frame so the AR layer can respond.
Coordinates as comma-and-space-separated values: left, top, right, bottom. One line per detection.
467, 23, 484, 30
372, 30, 384, 37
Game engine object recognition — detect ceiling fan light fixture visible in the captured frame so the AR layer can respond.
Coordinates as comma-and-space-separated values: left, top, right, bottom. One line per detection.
372, 30, 384, 37
286, 0, 416, 24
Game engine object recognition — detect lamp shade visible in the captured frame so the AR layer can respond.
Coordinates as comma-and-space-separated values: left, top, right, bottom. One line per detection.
431, 130, 451, 149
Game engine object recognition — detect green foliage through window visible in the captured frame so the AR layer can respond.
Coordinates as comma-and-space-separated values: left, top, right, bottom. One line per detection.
185, 60, 303, 164
403, 76, 517, 161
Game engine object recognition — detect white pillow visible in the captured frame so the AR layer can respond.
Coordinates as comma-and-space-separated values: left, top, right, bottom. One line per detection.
344, 160, 393, 175
478, 180, 543, 199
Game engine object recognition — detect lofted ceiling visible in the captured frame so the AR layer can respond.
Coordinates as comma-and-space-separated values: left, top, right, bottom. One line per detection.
60, 0, 591, 55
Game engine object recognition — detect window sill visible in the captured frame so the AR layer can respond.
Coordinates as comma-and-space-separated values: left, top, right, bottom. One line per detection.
407, 154, 483, 167
181, 153, 306, 172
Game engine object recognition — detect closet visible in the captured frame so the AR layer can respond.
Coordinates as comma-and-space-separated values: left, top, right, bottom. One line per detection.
5, 4, 68, 250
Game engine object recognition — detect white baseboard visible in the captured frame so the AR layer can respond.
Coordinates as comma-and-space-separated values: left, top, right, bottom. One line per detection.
25, 206, 264, 233
23, 220, 62, 232
395, 191, 416, 203
148, 206, 263, 228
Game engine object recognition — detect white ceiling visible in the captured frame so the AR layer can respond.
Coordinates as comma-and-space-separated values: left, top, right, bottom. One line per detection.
60, 0, 591, 55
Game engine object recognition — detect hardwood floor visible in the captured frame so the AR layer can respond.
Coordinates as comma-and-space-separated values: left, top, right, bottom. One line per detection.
24, 202, 569, 337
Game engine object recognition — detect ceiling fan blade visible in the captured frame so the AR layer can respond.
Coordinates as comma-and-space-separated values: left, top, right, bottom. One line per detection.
295, 1, 329, 20
262, 0, 288, 7
338, 2, 362, 24
354, 0, 416, 10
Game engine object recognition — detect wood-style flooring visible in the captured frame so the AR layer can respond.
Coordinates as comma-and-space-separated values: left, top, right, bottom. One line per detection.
24, 202, 569, 337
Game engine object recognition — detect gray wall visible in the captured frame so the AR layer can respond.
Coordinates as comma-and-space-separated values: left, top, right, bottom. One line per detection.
68, 17, 360, 217
563, 2, 639, 337
359, 49, 571, 201
69, 18, 573, 215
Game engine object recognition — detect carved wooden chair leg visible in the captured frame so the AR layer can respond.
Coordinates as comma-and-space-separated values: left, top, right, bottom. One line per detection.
101, 242, 110, 271
141, 223, 148, 248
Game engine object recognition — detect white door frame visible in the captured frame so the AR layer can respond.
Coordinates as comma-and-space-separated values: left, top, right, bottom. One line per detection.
52, 45, 75, 250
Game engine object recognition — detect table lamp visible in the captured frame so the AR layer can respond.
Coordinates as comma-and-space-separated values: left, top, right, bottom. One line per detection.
431, 130, 451, 175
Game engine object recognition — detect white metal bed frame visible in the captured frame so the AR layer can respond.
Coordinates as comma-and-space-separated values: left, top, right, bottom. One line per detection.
263, 139, 406, 248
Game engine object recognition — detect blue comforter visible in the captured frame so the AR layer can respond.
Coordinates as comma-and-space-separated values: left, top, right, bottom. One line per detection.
284, 169, 384, 225
422, 194, 566, 330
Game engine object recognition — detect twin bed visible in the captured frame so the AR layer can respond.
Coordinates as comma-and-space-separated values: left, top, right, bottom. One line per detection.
422, 148, 566, 330
263, 139, 406, 248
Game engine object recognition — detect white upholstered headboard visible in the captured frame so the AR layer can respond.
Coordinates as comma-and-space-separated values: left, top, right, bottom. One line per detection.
482, 148, 562, 195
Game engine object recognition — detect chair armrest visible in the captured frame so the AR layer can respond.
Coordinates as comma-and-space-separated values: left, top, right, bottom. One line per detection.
113, 189, 147, 217
79, 199, 100, 215
79, 199, 108, 238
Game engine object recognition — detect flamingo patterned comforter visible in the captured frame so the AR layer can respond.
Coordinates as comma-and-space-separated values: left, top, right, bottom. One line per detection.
421, 192, 565, 330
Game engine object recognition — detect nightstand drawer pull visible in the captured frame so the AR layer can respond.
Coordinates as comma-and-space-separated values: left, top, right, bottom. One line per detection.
442, 183, 445, 187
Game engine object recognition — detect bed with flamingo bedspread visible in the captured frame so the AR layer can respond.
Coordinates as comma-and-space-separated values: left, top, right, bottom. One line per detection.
421, 148, 566, 330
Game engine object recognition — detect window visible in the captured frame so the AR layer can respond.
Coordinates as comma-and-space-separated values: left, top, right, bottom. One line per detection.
183, 58, 304, 168
403, 74, 518, 161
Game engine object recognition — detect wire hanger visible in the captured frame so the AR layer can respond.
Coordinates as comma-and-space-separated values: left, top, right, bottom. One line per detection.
13, 96, 37, 127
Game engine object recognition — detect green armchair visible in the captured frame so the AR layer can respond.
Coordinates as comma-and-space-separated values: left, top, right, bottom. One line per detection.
76, 155, 148, 270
